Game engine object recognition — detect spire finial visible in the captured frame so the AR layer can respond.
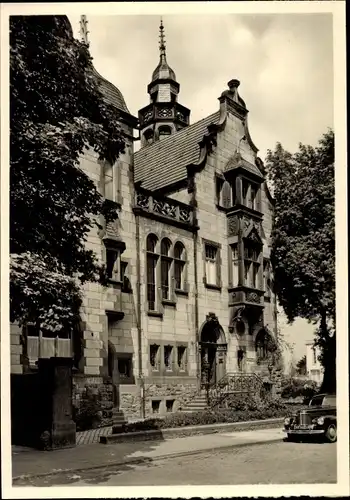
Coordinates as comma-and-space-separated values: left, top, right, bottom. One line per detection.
79, 15, 89, 44
159, 17, 166, 57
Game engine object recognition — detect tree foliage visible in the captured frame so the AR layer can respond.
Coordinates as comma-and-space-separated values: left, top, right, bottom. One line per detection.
296, 355, 307, 376
10, 15, 125, 332
265, 130, 335, 392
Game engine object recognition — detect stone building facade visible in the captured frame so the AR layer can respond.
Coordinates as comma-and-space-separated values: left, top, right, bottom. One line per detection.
10, 17, 279, 422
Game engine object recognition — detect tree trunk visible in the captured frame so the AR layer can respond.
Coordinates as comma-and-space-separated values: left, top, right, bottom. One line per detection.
320, 333, 336, 394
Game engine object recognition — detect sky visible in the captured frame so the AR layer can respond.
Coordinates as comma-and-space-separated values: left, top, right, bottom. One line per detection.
68, 13, 334, 366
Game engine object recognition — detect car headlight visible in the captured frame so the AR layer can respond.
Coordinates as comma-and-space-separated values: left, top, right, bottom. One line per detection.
317, 416, 325, 425
284, 417, 291, 425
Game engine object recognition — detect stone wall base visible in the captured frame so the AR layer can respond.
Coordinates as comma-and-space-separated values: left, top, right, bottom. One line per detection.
120, 382, 199, 419
72, 375, 115, 430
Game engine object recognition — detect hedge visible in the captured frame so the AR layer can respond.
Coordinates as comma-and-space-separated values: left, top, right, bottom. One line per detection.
113, 397, 306, 434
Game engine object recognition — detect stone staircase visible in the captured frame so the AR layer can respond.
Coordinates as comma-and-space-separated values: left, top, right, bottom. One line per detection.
180, 373, 264, 413
181, 390, 209, 413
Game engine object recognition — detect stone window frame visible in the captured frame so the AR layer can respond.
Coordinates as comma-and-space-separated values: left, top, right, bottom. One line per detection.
158, 125, 172, 140
151, 399, 161, 414
105, 247, 122, 283
243, 238, 262, 290
176, 344, 188, 373
173, 240, 188, 295
164, 344, 174, 372
229, 242, 239, 288
146, 233, 188, 315
146, 234, 160, 313
202, 238, 222, 291
160, 237, 173, 302
99, 159, 122, 205
241, 176, 261, 212
215, 174, 235, 210
148, 341, 189, 377
149, 343, 161, 372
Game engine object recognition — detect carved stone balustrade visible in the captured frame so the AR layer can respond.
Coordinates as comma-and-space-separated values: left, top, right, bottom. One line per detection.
134, 188, 196, 231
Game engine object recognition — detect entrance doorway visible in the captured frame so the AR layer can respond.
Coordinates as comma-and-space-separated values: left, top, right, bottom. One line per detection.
199, 315, 227, 388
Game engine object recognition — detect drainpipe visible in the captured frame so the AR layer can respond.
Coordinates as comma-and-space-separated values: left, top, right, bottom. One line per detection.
135, 213, 145, 419
190, 176, 200, 392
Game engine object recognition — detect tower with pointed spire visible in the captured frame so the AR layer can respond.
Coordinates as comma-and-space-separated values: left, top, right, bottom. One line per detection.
138, 19, 191, 147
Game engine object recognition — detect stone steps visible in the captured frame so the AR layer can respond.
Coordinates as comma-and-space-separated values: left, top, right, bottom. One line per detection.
181, 394, 209, 413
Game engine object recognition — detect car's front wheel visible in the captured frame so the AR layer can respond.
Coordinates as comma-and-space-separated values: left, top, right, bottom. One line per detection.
325, 424, 337, 443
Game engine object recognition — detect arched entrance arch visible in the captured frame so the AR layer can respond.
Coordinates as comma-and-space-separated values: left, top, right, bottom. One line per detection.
199, 313, 227, 387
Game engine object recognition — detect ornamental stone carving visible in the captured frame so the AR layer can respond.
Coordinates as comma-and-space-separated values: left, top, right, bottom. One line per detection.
246, 292, 261, 304
135, 189, 193, 226
227, 215, 239, 236
242, 216, 251, 231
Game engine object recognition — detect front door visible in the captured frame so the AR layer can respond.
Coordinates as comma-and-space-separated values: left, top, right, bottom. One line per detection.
200, 344, 217, 387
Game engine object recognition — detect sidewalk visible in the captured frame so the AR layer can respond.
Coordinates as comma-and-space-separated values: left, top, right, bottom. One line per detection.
12, 427, 284, 481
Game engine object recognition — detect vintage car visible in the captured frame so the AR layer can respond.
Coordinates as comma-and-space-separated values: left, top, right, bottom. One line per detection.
283, 393, 337, 443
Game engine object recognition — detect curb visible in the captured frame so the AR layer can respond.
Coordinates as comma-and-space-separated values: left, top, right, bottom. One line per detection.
100, 417, 284, 444
13, 433, 283, 482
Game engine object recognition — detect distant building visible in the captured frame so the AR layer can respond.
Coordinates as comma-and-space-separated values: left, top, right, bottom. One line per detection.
305, 342, 323, 384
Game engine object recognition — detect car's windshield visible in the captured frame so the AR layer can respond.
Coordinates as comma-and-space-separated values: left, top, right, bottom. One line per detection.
322, 395, 336, 407
309, 395, 324, 406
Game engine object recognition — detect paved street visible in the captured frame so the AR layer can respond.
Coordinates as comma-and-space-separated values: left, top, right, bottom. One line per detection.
13, 437, 336, 486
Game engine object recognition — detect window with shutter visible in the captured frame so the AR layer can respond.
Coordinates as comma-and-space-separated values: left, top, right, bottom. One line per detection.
221, 181, 232, 208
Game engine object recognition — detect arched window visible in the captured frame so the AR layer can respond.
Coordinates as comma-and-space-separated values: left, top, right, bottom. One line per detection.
158, 126, 172, 141
144, 129, 154, 146
255, 330, 269, 361
174, 242, 186, 290
160, 238, 172, 300
146, 234, 158, 310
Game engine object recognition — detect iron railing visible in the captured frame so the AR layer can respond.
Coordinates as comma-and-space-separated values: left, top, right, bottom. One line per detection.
208, 372, 263, 408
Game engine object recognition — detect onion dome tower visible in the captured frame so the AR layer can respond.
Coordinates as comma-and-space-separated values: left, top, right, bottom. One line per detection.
138, 19, 191, 147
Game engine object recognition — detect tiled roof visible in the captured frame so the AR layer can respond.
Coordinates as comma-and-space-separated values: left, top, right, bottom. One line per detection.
92, 68, 130, 114
225, 152, 263, 178
134, 111, 220, 192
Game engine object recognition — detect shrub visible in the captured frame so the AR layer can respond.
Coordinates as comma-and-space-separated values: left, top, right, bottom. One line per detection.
73, 397, 102, 432
121, 397, 289, 434
281, 377, 319, 402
